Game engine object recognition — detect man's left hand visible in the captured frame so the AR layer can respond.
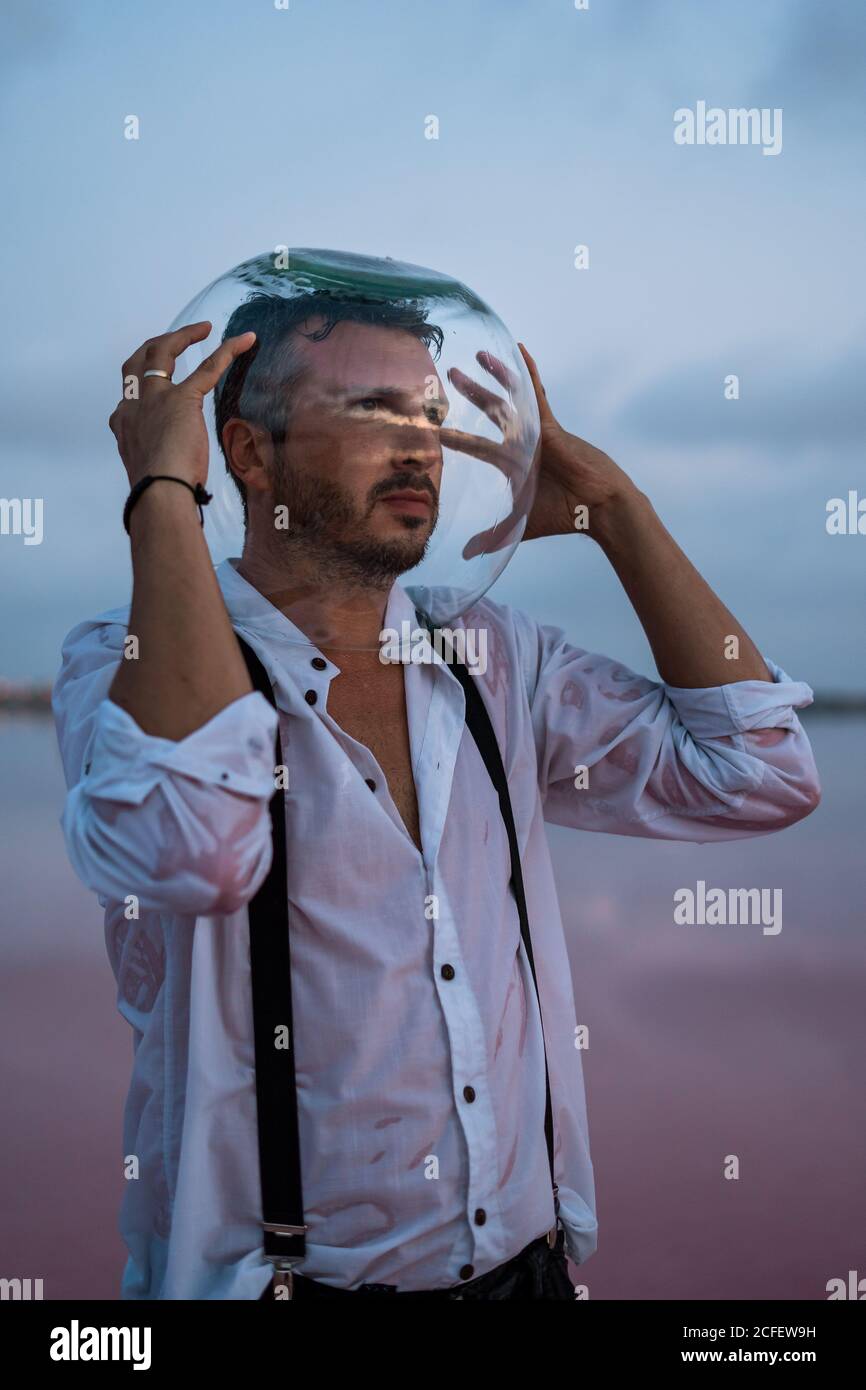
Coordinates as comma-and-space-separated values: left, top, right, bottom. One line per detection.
441, 343, 637, 557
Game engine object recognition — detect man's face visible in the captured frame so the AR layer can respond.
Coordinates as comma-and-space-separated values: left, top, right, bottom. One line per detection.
271, 318, 449, 580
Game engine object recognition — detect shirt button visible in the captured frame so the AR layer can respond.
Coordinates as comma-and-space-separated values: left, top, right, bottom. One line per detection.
459, 1264, 475, 1281
463, 1085, 476, 1103
440, 963, 455, 980
304, 690, 317, 705
474, 1208, 487, 1226
365, 778, 377, 792
311, 657, 326, 670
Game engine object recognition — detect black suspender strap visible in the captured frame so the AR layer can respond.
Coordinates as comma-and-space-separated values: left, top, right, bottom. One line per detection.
237, 636, 307, 1285
414, 609, 560, 1226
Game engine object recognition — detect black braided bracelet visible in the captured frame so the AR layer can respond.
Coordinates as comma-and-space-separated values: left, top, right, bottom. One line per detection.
123, 474, 213, 534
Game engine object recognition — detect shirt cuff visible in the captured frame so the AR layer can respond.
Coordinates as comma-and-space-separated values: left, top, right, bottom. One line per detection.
663, 657, 815, 740
81, 692, 279, 805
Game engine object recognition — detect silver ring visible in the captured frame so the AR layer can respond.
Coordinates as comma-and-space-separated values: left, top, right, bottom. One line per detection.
142, 368, 172, 381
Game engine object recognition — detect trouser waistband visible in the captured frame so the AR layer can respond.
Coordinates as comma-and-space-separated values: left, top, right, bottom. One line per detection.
260, 1228, 561, 1300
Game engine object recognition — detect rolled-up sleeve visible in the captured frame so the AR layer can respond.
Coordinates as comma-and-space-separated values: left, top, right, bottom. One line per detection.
516, 616, 821, 843
53, 614, 279, 913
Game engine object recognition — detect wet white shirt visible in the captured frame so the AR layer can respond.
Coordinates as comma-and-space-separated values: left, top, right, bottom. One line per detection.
52, 558, 820, 1299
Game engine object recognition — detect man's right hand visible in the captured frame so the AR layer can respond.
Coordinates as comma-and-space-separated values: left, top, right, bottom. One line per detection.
106, 321, 259, 740
108, 321, 256, 490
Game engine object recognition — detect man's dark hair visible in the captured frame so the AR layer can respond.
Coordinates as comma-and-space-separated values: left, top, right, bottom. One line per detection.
214, 290, 445, 526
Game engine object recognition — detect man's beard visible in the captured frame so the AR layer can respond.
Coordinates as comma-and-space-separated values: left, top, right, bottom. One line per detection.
272, 460, 436, 587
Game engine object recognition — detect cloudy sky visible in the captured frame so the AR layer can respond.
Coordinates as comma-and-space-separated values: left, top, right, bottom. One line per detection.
1, 0, 864, 688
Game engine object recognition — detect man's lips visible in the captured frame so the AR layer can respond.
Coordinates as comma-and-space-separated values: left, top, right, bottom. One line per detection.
378, 491, 434, 515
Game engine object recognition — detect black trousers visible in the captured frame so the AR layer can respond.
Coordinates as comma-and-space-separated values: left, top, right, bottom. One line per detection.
259, 1227, 574, 1300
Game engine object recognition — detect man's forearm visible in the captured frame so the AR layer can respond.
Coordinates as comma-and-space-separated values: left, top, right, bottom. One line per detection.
108, 481, 253, 740
591, 486, 771, 688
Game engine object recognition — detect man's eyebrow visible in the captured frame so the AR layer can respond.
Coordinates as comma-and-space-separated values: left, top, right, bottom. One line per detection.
340, 384, 413, 397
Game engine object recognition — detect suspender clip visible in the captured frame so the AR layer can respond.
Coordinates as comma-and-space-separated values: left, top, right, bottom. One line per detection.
271, 1266, 296, 1300
264, 1222, 307, 1299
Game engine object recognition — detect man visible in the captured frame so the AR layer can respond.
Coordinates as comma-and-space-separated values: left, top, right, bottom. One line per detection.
53, 290, 821, 1300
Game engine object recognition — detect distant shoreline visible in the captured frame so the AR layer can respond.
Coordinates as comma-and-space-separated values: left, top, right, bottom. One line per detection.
803, 697, 866, 715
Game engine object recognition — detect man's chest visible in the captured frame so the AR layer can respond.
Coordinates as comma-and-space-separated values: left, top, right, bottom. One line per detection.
324, 666, 422, 852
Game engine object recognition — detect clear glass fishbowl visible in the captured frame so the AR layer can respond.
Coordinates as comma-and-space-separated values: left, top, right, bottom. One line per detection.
169, 247, 540, 650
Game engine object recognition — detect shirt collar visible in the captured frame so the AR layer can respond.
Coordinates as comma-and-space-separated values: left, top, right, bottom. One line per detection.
214, 556, 433, 675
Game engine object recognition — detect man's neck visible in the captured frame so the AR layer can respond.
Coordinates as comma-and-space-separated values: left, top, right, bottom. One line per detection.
235, 545, 396, 657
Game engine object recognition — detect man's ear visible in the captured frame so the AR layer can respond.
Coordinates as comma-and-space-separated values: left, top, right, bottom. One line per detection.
220, 419, 275, 502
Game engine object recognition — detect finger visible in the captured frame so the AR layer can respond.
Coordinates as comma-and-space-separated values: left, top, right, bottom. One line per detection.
462, 504, 525, 560
183, 331, 257, 397
462, 468, 535, 559
123, 321, 213, 388
440, 426, 513, 476
476, 350, 519, 396
446, 366, 512, 433
518, 342, 555, 421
